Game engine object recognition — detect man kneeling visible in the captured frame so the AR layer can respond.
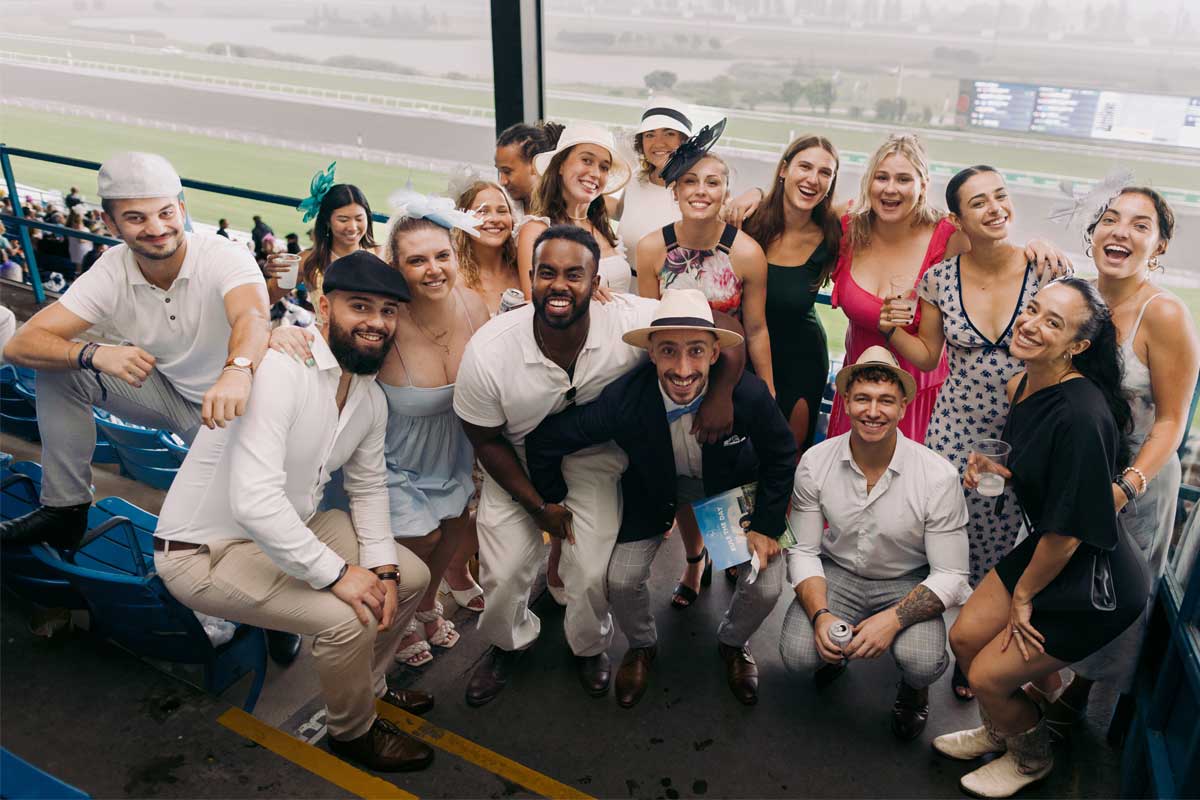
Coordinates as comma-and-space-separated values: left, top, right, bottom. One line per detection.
779, 347, 970, 740
154, 251, 434, 771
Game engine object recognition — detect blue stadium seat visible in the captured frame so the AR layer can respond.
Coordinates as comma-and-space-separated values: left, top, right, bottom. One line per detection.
0, 462, 86, 610
0, 748, 89, 799
29, 510, 268, 712
93, 414, 180, 490
0, 364, 40, 442
158, 430, 190, 464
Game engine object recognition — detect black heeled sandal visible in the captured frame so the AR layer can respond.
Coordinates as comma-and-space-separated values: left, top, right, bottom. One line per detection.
672, 547, 712, 609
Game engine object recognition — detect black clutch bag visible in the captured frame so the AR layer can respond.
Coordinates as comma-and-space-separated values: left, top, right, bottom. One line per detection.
1020, 511, 1118, 613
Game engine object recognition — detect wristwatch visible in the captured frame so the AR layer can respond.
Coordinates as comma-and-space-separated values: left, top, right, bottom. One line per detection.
225, 356, 253, 372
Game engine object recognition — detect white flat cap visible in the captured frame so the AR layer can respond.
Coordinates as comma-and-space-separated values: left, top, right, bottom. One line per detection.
97, 152, 183, 200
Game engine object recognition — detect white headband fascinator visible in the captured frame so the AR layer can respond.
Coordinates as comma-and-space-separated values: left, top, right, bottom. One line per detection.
382, 187, 483, 262
1048, 168, 1135, 232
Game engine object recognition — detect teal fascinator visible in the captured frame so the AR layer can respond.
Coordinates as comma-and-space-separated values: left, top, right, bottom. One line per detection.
297, 162, 337, 223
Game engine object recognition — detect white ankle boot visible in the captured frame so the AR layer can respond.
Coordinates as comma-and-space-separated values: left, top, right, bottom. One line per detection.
933, 725, 1006, 760
960, 719, 1053, 798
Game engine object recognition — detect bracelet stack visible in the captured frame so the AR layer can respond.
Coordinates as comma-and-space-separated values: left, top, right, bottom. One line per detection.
76, 342, 108, 401
1114, 467, 1149, 503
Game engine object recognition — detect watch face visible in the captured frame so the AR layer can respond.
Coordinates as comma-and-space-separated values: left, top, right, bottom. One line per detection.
233, 357, 252, 368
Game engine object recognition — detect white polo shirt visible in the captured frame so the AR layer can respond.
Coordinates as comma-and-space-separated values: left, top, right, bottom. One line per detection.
454, 294, 657, 451
59, 232, 264, 404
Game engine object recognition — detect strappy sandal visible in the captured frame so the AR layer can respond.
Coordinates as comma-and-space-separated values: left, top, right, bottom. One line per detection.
672, 547, 712, 609
415, 601, 459, 649
440, 576, 485, 613
396, 621, 433, 667
951, 663, 974, 701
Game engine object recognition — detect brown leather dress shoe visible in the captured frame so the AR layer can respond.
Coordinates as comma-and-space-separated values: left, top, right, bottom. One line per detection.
328, 717, 434, 772
615, 645, 657, 708
717, 642, 759, 705
891, 681, 930, 740
577, 652, 612, 697
466, 646, 522, 707
381, 687, 434, 716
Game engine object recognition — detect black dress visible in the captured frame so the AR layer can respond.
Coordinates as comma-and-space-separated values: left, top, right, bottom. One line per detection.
994, 377, 1149, 663
765, 241, 830, 448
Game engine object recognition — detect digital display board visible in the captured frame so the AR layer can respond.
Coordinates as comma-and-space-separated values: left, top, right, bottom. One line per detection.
958, 80, 1200, 150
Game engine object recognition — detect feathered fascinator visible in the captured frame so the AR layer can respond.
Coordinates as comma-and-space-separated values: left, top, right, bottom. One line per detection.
1048, 168, 1135, 232
445, 165, 486, 203
382, 186, 483, 263
659, 118, 727, 186
297, 162, 337, 223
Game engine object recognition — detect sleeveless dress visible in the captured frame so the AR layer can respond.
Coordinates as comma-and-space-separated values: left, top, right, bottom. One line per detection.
619, 176, 679, 277
826, 216, 954, 443
378, 296, 479, 538
522, 215, 634, 294
657, 223, 743, 317
1073, 293, 1181, 691
921, 257, 1040, 586
765, 241, 831, 447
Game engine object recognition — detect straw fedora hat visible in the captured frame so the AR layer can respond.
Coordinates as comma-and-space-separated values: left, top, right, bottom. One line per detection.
532, 122, 632, 195
622, 289, 744, 350
834, 345, 917, 400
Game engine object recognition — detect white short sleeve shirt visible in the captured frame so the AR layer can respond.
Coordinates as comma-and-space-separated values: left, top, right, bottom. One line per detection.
58, 232, 264, 404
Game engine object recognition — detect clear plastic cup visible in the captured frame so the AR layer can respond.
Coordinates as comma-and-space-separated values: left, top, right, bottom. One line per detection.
272, 253, 302, 290
971, 439, 1012, 497
888, 274, 917, 319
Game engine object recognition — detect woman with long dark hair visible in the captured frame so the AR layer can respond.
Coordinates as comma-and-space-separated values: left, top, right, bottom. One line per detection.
938, 278, 1149, 797
743, 134, 841, 451
1040, 188, 1199, 734
879, 166, 1046, 699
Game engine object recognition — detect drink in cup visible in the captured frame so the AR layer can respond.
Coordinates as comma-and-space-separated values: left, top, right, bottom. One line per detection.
971, 439, 1012, 498
273, 253, 302, 290
888, 274, 917, 320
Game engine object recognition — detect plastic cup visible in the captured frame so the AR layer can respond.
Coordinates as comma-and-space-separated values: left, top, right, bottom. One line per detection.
888, 274, 917, 319
971, 439, 1012, 498
273, 253, 301, 290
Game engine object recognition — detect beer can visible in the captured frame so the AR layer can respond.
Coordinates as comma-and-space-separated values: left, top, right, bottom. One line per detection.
499, 288, 527, 313
828, 620, 853, 649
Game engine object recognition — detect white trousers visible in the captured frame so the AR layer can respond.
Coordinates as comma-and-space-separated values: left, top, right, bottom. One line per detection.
475, 445, 626, 657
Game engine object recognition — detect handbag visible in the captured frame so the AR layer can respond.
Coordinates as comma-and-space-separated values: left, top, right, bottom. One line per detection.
1020, 510, 1117, 613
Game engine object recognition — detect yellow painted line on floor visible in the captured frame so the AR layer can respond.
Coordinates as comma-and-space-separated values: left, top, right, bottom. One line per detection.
375, 702, 594, 800
217, 707, 418, 800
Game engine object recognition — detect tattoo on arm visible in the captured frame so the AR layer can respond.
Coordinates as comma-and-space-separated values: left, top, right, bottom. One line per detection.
894, 585, 946, 629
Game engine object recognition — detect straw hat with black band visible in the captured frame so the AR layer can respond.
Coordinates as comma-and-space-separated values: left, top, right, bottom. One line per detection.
834, 345, 917, 401
636, 97, 693, 137
531, 122, 633, 195
622, 289, 744, 350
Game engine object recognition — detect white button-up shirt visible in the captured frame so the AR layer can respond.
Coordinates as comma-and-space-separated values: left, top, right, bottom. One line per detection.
786, 431, 971, 609
59, 232, 264, 403
454, 294, 657, 452
156, 334, 395, 589
661, 384, 704, 478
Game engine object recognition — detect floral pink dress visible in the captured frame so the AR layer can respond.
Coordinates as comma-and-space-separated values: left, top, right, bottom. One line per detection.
657, 223, 743, 317
825, 215, 954, 444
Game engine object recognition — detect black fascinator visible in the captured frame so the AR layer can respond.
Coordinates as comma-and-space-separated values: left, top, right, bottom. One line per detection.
659, 118, 727, 185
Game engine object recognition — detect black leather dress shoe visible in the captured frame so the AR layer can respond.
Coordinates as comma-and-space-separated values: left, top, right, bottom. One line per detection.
577, 652, 612, 697
266, 630, 302, 665
381, 687, 434, 716
717, 642, 759, 705
615, 645, 656, 708
0, 503, 90, 549
891, 681, 930, 740
329, 717, 434, 772
466, 646, 523, 707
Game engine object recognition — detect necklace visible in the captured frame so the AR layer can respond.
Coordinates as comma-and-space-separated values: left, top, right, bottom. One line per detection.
567, 213, 589, 223
409, 301, 454, 356
534, 317, 589, 372
1105, 276, 1150, 316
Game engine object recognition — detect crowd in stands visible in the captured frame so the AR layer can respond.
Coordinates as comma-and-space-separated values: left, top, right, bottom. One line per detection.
0, 97, 1197, 796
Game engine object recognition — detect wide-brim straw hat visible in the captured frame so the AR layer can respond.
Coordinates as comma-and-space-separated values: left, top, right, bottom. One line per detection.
636, 96, 693, 136
532, 122, 632, 195
622, 289, 744, 350
834, 345, 917, 400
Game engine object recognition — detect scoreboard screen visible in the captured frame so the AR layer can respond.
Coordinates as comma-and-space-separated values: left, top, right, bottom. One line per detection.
958, 80, 1200, 150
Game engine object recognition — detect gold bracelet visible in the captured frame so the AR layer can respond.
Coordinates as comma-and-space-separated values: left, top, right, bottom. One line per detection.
1122, 467, 1149, 497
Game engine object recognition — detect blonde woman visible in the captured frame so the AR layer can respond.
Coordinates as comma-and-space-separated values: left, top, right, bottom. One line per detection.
454, 180, 520, 315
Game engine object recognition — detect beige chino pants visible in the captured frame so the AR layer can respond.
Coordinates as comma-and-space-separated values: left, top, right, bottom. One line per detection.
154, 509, 429, 739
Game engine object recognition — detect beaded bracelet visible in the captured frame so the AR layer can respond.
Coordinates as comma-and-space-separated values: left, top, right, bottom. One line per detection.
1122, 467, 1149, 498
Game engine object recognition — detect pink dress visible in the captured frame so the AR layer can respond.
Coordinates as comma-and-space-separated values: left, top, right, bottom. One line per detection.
826, 215, 953, 444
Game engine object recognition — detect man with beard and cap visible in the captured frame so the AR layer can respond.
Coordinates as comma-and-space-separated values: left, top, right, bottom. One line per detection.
525, 289, 797, 708
453, 225, 746, 706
153, 250, 436, 772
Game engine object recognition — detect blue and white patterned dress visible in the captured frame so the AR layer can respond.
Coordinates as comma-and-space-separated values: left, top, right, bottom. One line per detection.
920, 257, 1041, 586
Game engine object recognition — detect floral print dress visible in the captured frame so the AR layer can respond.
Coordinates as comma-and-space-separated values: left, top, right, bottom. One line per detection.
920, 256, 1041, 586
657, 222, 743, 317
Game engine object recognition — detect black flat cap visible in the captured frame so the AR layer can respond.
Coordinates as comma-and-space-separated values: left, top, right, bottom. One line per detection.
322, 250, 411, 302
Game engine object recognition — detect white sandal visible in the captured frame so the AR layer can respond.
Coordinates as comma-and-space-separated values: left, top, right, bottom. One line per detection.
415, 601, 460, 649
395, 621, 433, 667
439, 577, 485, 612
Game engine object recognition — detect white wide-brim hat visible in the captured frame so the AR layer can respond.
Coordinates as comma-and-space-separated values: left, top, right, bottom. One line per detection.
622, 289, 744, 350
97, 151, 183, 200
635, 96, 693, 137
532, 122, 632, 195
834, 345, 917, 400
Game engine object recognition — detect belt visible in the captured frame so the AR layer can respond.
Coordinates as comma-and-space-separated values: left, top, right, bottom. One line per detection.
153, 537, 203, 553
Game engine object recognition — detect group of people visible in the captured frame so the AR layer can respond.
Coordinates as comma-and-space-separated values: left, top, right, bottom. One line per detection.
0, 190, 110, 284
0, 92, 1195, 798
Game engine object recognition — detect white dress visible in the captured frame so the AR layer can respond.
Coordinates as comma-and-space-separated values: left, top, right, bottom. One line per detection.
521, 216, 634, 294
618, 176, 680, 276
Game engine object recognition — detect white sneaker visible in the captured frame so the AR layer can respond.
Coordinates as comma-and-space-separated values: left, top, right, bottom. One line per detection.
960, 750, 1053, 798
933, 726, 1006, 761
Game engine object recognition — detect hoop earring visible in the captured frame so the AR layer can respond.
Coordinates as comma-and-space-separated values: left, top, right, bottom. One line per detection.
1149, 256, 1160, 270
1085, 244, 1093, 259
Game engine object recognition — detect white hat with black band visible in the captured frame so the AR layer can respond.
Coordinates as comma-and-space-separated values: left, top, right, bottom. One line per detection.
636, 97, 694, 137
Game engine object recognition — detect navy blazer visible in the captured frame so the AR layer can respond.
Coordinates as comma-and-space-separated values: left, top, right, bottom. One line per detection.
525, 362, 797, 543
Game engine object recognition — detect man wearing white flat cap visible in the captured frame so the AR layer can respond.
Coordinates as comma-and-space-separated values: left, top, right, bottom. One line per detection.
1, 151, 270, 550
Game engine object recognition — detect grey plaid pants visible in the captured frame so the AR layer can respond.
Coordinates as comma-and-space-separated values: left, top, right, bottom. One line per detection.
778, 557, 949, 688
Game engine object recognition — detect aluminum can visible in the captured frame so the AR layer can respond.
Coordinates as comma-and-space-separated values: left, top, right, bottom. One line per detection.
499, 288, 527, 313
828, 620, 853, 649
